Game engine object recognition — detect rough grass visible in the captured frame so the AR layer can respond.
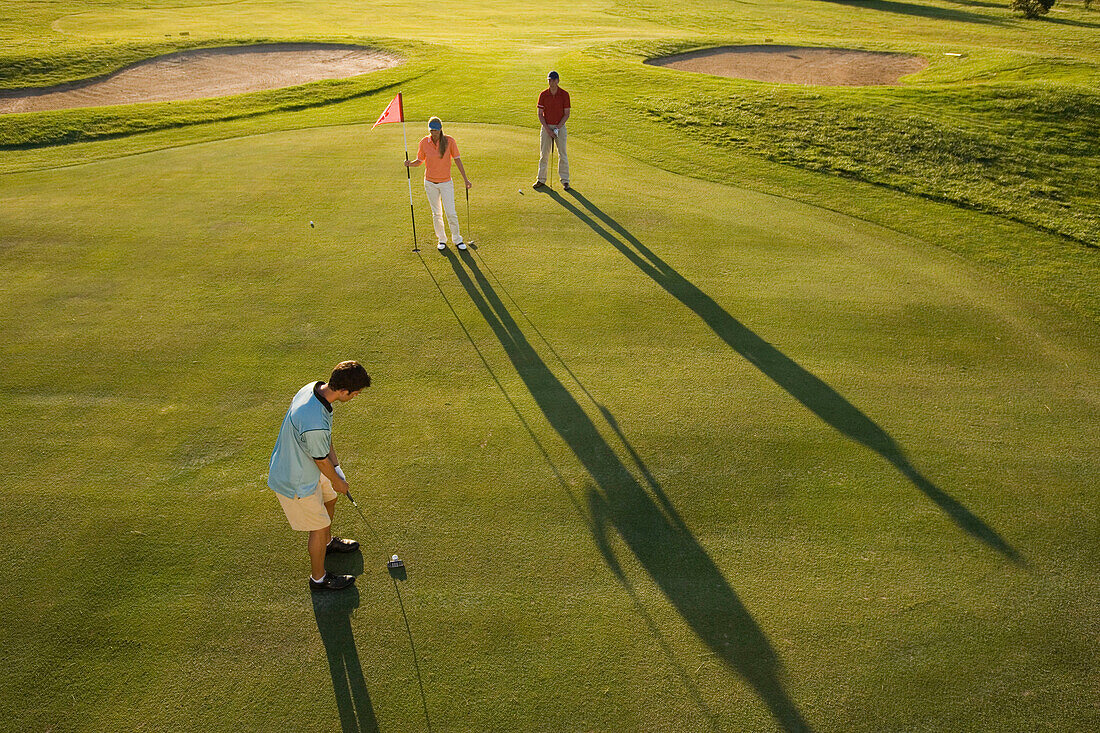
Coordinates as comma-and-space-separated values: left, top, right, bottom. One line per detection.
640, 79, 1100, 245
0, 0, 1096, 308
0, 38, 264, 89
0, 37, 437, 148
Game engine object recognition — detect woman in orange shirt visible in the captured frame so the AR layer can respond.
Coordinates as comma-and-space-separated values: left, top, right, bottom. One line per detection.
405, 116, 473, 251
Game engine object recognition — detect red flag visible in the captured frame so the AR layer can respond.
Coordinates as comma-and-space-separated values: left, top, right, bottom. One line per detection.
372, 93, 404, 129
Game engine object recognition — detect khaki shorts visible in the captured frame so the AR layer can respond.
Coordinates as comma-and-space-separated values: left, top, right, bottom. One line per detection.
277, 475, 338, 531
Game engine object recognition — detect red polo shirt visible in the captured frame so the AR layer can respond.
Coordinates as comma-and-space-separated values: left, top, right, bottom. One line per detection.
538, 87, 570, 126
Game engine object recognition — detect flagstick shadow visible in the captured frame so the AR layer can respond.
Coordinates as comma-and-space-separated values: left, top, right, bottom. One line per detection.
448, 249, 811, 732
312, 585, 381, 733
549, 188, 1022, 565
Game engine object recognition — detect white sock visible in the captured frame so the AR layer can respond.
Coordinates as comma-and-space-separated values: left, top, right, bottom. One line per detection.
311, 573, 326, 583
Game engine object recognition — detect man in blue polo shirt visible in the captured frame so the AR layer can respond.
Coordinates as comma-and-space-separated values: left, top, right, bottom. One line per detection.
269, 360, 371, 591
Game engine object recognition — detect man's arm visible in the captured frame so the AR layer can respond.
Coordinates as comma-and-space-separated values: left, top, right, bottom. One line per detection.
314, 454, 349, 494
538, 106, 556, 139
559, 107, 570, 126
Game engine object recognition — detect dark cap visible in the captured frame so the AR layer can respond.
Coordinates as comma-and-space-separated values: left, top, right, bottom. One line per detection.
548, 71, 559, 80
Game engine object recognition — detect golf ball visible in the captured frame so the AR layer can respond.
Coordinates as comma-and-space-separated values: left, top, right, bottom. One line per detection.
391, 554, 399, 562
309, 221, 315, 227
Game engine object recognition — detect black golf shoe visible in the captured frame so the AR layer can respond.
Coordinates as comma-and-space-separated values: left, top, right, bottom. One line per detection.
309, 573, 355, 591
532, 181, 546, 189
326, 536, 359, 554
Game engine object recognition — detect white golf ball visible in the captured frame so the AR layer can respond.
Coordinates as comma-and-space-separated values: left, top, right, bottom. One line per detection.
391, 554, 399, 562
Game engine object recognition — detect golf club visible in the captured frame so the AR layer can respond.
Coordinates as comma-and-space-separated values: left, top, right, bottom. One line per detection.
550, 136, 556, 190
345, 490, 403, 569
465, 187, 474, 246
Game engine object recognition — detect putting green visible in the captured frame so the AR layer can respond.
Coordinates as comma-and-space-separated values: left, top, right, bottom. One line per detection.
1, 124, 1097, 730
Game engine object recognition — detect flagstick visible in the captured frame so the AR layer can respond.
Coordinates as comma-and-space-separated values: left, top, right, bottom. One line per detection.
402, 118, 418, 253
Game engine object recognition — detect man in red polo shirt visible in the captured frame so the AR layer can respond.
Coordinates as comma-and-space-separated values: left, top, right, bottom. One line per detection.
533, 71, 571, 190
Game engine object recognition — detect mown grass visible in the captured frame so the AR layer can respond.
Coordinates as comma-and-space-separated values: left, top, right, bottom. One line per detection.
0, 5, 1098, 728
1, 125, 1097, 732
1, 0, 1096, 270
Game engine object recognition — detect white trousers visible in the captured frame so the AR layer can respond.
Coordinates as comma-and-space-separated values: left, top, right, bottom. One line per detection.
424, 179, 462, 244
538, 125, 568, 185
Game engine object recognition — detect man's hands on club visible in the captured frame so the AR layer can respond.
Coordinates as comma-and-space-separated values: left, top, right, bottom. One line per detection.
333, 464, 349, 494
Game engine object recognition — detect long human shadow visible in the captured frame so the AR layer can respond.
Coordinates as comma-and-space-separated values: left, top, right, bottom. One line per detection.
816, 0, 1009, 25
421, 250, 715, 721
448, 250, 810, 732
313, 552, 380, 733
942, 0, 1100, 28
551, 189, 1022, 565
1042, 15, 1100, 29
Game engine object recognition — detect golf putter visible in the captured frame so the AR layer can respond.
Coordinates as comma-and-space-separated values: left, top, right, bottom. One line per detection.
550, 137, 555, 190
465, 187, 474, 246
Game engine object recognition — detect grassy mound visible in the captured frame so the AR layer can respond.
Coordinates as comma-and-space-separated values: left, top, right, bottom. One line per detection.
0, 37, 436, 148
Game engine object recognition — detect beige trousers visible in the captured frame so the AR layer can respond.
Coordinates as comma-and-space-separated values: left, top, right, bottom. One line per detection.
538, 125, 568, 185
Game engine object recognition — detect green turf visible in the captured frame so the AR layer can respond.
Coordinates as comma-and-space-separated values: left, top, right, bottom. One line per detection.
1, 124, 1097, 731
1, 0, 1098, 730
1, 0, 1097, 319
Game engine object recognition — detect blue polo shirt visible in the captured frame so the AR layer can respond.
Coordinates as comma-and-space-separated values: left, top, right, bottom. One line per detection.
268, 382, 333, 498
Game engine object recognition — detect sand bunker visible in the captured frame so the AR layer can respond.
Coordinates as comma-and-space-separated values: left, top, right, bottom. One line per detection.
0, 44, 402, 114
646, 45, 927, 86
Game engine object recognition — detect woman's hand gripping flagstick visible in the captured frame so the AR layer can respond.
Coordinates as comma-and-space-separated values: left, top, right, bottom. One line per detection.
372, 92, 418, 253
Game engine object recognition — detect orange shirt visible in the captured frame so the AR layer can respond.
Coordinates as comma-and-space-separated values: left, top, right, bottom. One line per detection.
417, 135, 460, 183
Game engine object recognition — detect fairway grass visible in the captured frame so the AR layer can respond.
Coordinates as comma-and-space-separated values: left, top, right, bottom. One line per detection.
1, 125, 1097, 731
2, 0, 1098, 321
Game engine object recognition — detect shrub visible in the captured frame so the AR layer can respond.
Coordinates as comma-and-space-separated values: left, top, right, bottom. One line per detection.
1012, 0, 1055, 17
